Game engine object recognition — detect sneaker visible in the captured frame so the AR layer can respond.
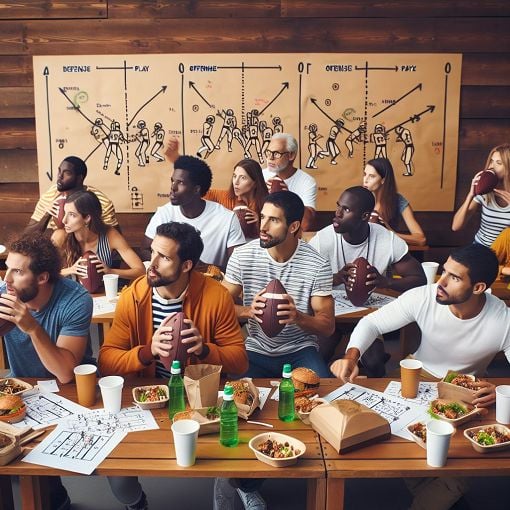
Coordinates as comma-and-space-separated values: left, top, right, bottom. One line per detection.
126, 491, 148, 510
236, 488, 266, 510
214, 478, 237, 510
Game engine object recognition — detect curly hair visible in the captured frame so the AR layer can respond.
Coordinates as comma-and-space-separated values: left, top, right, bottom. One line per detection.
9, 233, 62, 283
173, 155, 212, 196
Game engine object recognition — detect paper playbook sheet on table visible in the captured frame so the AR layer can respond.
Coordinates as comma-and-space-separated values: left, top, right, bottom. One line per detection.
22, 406, 159, 475
332, 290, 396, 316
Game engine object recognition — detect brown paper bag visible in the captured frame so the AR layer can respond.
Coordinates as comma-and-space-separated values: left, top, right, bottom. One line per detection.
225, 378, 260, 420
184, 364, 222, 408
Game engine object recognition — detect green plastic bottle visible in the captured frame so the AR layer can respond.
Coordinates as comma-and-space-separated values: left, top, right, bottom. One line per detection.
168, 360, 185, 420
278, 363, 295, 422
220, 385, 239, 447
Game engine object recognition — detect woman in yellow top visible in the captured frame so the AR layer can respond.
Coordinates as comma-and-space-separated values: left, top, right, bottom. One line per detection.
52, 190, 145, 281
362, 157, 427, 246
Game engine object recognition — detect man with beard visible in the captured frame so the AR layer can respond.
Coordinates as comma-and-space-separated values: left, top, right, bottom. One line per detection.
98, 222, 248, 510
25, 156, 118, 238
0, 233, 93, 510
330, 244, 508, 510
223, 191, 335, 378
141, 154, 245, 269
262, 133, 317, 230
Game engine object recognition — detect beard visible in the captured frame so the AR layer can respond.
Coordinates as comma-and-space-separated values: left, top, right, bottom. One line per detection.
17, 280, 39, 303
260, 233, 285, 249
435, 285, 472, 306
146, 266, 181, 288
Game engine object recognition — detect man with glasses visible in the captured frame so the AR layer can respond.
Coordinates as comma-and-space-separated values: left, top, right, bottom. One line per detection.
262, 133, 317, 230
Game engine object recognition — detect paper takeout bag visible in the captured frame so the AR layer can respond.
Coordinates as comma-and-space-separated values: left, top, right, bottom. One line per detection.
437, 370, 478, 404
309, 399, 390, 453
184, 364, 222, 408
228, 377, 260, 420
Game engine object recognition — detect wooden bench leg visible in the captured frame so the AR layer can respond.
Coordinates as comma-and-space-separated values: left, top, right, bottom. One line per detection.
19, 475, 47, 510
326, 478, 345, 510
307, 478, 327, 510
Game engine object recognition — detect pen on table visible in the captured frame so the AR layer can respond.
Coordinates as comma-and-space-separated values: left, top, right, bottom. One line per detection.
247, 420, 274, 428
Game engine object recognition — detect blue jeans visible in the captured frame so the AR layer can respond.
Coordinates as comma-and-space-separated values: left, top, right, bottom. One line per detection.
242, 347, 333, 378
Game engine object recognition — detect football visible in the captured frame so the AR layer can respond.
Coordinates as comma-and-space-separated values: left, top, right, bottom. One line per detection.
259, 279, 289, 338
269, 177, 286, 193
78, 250, 102, 293
345, 257, 372, 306
160, 311, 189, 370
233, 203, 259, 239
53, 194, 67, 228
474, 170, 498, 196
368, 210, 386, 227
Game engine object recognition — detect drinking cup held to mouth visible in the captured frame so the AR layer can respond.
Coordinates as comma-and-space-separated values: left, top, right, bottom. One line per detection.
426, 420, 455, 467
103, 274, 119, 301
73, 364, 97, 407
400, 359, 423, 398
171, 419, 200, 467
421, 262, 439, 285
496, 385, 510, 424
98, 376, 124, 413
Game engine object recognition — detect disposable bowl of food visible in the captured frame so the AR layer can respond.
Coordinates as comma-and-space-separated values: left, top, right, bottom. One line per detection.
0, 403, 26, 424
0, 378, 33, 396
132, 385, 169, 410
464, 424, 510, 453
428, 398, 485, 426
407, 421, 428, 450
173, 407, 220, 435
295, 397, 327, 425
249, 432, 306, 467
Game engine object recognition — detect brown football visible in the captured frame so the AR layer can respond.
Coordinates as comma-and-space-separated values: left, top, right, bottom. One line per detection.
0, 284, 16, 336
345, 257, 372, 306
78, 251, 102, 293
474, 170, 498, 196
269, 177, 285, 193
233, 204, 259, 239
259, 279, 289, 338
368, 211, 386, 227
53, 194, 67, 228
160, 311, 189, 370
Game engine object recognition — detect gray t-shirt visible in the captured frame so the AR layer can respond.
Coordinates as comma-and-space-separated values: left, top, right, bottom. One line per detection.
5, 278, 93, 378
225, 239, 332, 356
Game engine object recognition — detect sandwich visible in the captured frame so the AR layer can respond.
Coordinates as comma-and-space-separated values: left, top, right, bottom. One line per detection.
291, 367, 320, 392
225, 380, 253, 406
0, 394, 26, 423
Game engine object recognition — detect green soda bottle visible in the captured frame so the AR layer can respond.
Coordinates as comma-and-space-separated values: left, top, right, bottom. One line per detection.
168, 360, 185, 420
220, 385, 239, 447
278, 363, 295, 422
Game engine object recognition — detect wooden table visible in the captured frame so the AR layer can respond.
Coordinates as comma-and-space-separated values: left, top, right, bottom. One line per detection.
0, 378, 326, 510
318, 377, 510, 510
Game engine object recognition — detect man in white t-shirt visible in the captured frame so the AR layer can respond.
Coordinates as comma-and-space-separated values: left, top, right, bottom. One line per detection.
262, 133, 317, 230
142, 155, 245, 270
331, 243, 507, 510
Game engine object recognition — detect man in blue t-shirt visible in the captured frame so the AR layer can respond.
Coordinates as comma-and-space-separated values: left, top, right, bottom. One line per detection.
0, 233, 92, 510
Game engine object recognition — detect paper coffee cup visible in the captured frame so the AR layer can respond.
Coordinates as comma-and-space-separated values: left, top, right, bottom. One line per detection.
426, 420, 455, 467
496, 385, 510, 424
421, 262, 439, 285
98, 375, 124, 413
73, 364, 97, 407
400, 359, 422, 398
103, 274, 119, 301
171, 419, 200, 467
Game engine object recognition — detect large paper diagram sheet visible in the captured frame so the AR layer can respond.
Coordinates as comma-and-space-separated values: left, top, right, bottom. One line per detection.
23, 406, 159, 475
332, 290, 395, 316
33, 54, 461, 213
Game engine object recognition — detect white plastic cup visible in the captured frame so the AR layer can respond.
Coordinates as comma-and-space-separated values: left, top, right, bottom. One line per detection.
400, 359, 423, 398
421, 262, 439, 285
496, 385, 510, 424
103, 274, 119, 301
98, 375, 124, 413
426, 420, 455, 467
171, 419, 200, 467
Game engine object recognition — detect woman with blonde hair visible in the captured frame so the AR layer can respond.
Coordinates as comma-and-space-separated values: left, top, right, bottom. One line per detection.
362, 157, 426, 246
452, 143, 510, 246
54, 190, 144, 282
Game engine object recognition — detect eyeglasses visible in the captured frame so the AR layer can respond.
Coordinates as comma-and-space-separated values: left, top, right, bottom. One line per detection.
264, 150, 289, 160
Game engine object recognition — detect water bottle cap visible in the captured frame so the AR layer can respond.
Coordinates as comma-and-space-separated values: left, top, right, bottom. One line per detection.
282, 363, 292, 376
223, 385, 234, 399
171, 360, 181, 374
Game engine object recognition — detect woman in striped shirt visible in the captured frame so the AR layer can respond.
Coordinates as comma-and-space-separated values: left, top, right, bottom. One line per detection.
53, 190, 145, 282
452, 144, 510, 246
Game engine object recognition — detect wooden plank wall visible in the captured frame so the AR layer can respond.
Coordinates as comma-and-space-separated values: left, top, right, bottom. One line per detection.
1, 0, 509, 262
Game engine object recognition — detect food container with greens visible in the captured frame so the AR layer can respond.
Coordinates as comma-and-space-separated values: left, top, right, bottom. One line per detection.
437, 371, 479, 404
464, 424, 510, 453
0, 378, 33, 396
173, 406, 220, 435
428, 398, 486, 426
132, 385, 169, 410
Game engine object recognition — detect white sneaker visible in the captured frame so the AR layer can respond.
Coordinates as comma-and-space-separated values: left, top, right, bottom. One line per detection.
214, 478, 237, 510
236, 488, 267, 510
